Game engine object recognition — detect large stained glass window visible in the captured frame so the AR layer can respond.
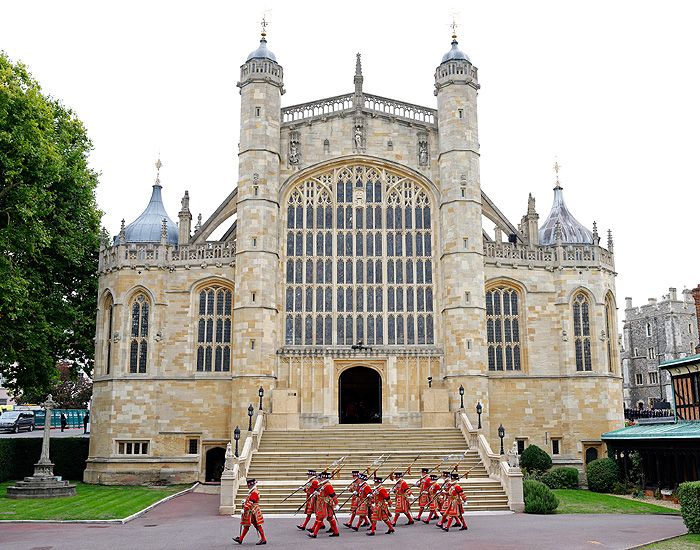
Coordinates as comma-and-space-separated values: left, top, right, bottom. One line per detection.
129, 293, 149, 373
284, 164, 435, 347
486, 286, 521, 371
196, 285, 232, 372
573, 292, 592, 371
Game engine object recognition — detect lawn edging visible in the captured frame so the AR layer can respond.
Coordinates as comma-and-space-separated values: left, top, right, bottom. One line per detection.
0, 482, 198, 524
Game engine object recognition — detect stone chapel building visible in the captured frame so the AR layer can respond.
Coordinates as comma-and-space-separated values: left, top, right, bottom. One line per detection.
84, 31, 624, 484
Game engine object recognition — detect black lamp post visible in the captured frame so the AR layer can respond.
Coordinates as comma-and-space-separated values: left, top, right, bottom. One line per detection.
476, 402, 483, 429
233, 426, 241, 457
247, 404, 254, 431
258, 386, 264, 411
459, 385, 465, 409
498, 424, 505, 455
427, 376, 433, 388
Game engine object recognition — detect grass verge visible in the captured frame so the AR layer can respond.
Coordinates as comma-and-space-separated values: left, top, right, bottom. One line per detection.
639, 534, 700, 549
0, 481, 190, 521
553, 489, 680, 515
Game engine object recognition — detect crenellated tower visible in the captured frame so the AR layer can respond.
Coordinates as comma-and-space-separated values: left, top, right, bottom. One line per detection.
434, 32, 488, 410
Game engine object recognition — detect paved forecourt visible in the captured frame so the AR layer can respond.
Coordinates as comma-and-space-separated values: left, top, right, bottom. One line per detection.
0, 492, 687, 550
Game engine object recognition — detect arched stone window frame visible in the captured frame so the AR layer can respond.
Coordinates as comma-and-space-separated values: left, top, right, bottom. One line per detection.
485, 279, 526, 372
192, 279, 234, 373
126, 288, 152, 374
604, 292, 618, 374
101, 291, 115, 376
278, 158, 440, 349
571, 289, 593, 372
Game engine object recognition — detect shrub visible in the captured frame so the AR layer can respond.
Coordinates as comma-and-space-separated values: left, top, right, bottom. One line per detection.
0, 437, 89, 482
611, 481, 631, 495
586, 458, 619, 493
678, 481, 700, 534
541, 467, 579, 489
520, 444, 552, 473
523, 470, 543, 483
523, 479, 559, 514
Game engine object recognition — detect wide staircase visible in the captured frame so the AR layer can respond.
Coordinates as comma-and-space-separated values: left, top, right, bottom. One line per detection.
246, 427, 510, 514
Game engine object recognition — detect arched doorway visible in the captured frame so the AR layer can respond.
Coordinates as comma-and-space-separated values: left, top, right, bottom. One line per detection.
339, 367, 382, 424
205, 447, 226, 482
585, 447, 599, 464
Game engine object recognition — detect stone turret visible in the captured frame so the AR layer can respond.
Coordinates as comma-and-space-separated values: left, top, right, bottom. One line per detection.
521, 193, 539, 247
178, 190, 192, 245
434, 31, 487, 417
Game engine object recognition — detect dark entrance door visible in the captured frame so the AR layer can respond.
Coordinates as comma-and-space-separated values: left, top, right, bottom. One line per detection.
205, 447, 226, 482
339, 366, 382, 424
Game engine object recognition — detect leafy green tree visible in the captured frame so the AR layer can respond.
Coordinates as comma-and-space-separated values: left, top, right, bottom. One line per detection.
0, 52, 101, 400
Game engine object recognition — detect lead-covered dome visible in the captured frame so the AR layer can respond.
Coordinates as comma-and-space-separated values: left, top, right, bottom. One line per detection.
441, 37, 470, 63
538, 185, 593, 246
122, 182, 178, 245
246, 38, 277, 62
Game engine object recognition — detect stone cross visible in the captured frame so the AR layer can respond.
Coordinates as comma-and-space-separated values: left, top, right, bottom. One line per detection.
37, 394, 57, 474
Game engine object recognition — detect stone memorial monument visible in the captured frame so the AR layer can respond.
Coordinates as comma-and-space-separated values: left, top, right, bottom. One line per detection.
7, 394, 77, 498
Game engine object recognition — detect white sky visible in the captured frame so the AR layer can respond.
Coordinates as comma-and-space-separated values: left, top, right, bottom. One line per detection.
2, 0, 699, 320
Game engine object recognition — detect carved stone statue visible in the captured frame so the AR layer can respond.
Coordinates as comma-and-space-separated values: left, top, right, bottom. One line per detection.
354, 125, 363, 149
289, 137, 300, 165
507, 441, 520, 468
419, 141, 428, 166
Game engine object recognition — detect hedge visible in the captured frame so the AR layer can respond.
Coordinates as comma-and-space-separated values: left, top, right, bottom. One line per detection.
586, 457, 619, 493
521, 444, 553, 473
541, 467, 580, 489
523, 479, 559, 514
0, 437, 89, 482
678, 481, 700, 534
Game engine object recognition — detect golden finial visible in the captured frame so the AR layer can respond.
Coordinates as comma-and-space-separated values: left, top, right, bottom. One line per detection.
260, 14, 269, 39
449, 12, 460, 40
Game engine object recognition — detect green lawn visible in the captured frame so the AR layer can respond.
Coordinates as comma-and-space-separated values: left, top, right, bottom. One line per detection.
640, 534, 700, 549
0, 481, 190, 520
553, 489, 681, 515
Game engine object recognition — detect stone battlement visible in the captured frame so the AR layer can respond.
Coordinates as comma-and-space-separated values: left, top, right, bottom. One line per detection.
98, 241, 235, 273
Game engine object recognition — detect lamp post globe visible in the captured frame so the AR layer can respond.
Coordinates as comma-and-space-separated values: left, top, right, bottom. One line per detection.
233, 426, 241, 457
459, 385, 465, 409
258, 386, 264, 410
476, 402, 482, 429
247, 404, 254, 431
498, 424, 505, 455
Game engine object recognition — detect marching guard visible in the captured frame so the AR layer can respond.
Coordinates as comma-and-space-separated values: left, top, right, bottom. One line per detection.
308, 471, 340, 538
442, 472, 468, 532
343, 470, 361, 529
391, 471, 414, 526
350, 472, 372, 531
367, 476, 395, 536
297, 469, 319, 531
436, 471, 452, 529
233, 478, 267, 546
413, 467, 432, 521
422, 473, 441, 524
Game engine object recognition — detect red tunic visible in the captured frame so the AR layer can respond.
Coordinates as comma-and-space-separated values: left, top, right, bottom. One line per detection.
392, 479, 413, 513
428, 481, 441, 511
348, 479, 360, 511
370, 487, 391, 521
304, 479, 319, 515
314, 482, 338, 520
418, 476, 431, 507
241, 490, 264, 526
356, 483, 372, 516
447, 484, 466, 517
439, 483, 451, 514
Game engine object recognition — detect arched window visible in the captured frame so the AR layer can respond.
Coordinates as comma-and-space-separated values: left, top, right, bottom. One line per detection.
486, 285, 521, 371
283, 164, 435, 347
605, 295, 616, 373
129, 293, 149, 373
573, 292, 592, 371
104, 294, 114, 375
196, 285, 232, 372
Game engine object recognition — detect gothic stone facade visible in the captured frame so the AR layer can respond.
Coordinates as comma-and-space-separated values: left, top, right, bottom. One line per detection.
84, 39, 624, 484
622, 289, 698, 408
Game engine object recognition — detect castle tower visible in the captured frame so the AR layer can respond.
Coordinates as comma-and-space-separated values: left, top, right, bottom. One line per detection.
233, 24, 284, 418
434, 31, 488, 414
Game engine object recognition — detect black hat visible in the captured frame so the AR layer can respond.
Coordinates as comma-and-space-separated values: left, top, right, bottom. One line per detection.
394, 471, 403, 478
451, 473, 460, 480
246, 478, 257, 489
442, 471, 451, 478
373, 476, 383, 484
307, 469, 316, 476
430, 474, 438, 481
321, 471, 331, 479
421, 467, 430, 474
359, 473, 368, 481
351, 470, 360, 476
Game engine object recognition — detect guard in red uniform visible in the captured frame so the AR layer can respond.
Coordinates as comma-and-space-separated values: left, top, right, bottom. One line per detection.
367, 477, 395, 536
391, 471, 414, 526
297, 469, 319, 531
350, 473, 372, 531
308, 471, 340, 538
443, 472, 468, 531
436, 471, 452, 529
233, 478, 267, 545
413, 467, 432, 521
422, 474, 441, 524
343, 470, 361, 528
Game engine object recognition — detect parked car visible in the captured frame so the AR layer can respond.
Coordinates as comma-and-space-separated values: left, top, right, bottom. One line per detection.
0, 411, 35, 433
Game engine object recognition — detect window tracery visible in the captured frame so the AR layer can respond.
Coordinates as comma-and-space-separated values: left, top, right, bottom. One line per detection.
284, 164, 435, 347
573, 292, 592, 371
129, 293, 149, 373
196, 285, 232, 372
486, 285, 521, 371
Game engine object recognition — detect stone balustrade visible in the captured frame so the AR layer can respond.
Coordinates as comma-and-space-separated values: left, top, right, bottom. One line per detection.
98, 241, 236, 273
282, 93, 354, 123
483, 241, 615, 271
363, 93, 437, 125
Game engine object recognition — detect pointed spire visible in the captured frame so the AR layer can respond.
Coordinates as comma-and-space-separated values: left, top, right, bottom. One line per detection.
554, 220, 563, 245
354, 53, 364, 105
607, 228, 614, 252
160, 218, 168, 244
119, 219, 126, 244
592, 221, 599, 243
